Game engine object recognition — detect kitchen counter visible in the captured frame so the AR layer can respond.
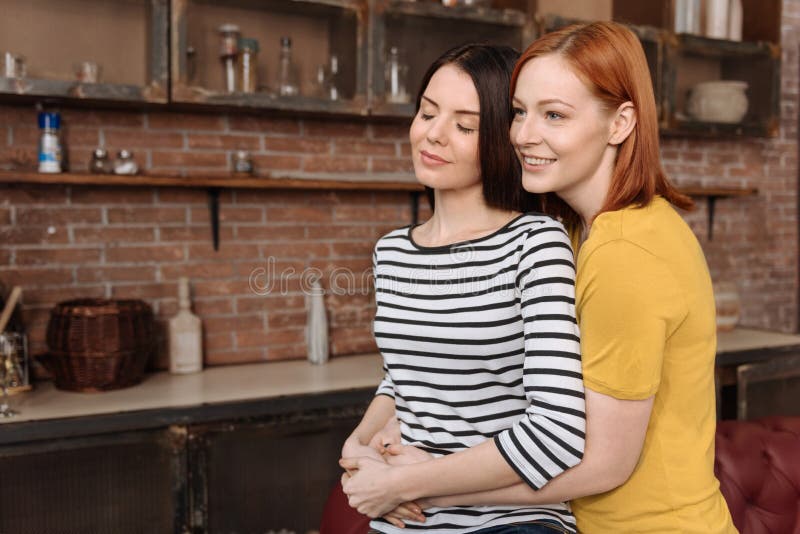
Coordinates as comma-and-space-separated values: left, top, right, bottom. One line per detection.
2, 327, 799, 444
0, 353, 384, 444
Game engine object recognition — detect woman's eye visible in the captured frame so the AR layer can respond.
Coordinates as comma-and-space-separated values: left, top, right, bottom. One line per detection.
456, 124, 476, 134
420, 112, 434, 121
512, 107, 526, 118
545, 111, 564, 120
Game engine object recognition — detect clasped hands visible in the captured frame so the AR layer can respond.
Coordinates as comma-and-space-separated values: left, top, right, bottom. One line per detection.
339, 418, 432, 527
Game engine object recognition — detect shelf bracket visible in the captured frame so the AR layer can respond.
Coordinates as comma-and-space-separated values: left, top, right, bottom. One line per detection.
207, 187, 221, 251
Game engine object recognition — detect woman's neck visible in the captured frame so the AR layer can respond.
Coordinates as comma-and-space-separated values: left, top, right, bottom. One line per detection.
414, 185, 518, 247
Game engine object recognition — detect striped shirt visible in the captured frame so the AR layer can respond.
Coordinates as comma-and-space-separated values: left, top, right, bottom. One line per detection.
371, 213, 585, 534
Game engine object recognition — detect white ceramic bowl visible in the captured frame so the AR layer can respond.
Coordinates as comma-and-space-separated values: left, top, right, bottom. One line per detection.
687, 80, 749, 123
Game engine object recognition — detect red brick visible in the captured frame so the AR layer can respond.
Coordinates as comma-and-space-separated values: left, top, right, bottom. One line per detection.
105, 246, 184, 263
371, 123, 411, 139
205, 332, 234, 352
267, 345, 305, 360
16, 207, 101, 225
331, 335, 378, 356
157, 188, 207, 203
237, 294, 305, 313
70, 186, 155, 204
0, 208, 10, 225
372, 158, 415, 173
108, 207, 187, 224
159, 226, 234, 243
204, 315, 264, 335
268, 206, 332, 223
161, 262, 236, 280
263, 137, 331, 153
334, 205, 402, 223
0, 250, 9, 265
334, 140, 396, 157
332, 241, 375, 257
193, 299, 234, 316
302, 156, 367, 173
188, 134, 260, 150
268, 311, 307, 329
304, 120, 367, 138
151, 151, 228, 168
0, 146, 37, 169
187, 243, 261, 261
105, 130, 185, 149
0, 225, 67, 245
62, 109, 144, 127
0, 267, 74, 287
206, 349, 265, 365
22, 286, 105, 306
147, 112, 225, 131
16, 247, 102, 266
229, 116, 300, 134
251, 154, 302, 172
190, 206, 263, 224
73, 227, 155, 244
193, 279, 252, 297
307, 225, 380, 240
232, 190, 306, 205
76, 266, 157, 283
400, 143, 412, 156
236, 225, 306, 241
261, 242, 330, 259
0, 184, 68, 204
111, 283, 177, 300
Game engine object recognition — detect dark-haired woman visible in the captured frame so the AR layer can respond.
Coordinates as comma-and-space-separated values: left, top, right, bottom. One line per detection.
339, 43, 585, 533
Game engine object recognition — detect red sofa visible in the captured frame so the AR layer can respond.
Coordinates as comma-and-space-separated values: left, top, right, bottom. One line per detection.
322, 416, 800, 534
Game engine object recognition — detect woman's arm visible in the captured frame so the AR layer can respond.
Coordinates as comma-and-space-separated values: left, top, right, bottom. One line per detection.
424, 387, 653, 507
341, 393, 396, 461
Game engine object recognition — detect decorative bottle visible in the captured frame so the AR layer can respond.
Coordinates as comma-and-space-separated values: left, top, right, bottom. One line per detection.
37, 111, 62, 174
305, 280, 329, 365
169, 277, 203, 374
277, 36, 299, 97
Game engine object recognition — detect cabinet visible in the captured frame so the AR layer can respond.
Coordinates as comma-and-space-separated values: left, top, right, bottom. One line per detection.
0, 0, 168, 104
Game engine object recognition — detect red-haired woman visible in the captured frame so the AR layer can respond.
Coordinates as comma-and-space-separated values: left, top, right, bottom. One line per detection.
343, 21, 736, 534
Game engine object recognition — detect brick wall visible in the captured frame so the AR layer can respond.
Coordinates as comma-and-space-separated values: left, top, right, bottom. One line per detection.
1, 1, 798, 373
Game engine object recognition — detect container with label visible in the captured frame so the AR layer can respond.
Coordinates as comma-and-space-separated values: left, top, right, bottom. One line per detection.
37, 111, 62, 174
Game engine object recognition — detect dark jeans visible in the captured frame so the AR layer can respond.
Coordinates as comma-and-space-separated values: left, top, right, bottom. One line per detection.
471, 521, 569, 534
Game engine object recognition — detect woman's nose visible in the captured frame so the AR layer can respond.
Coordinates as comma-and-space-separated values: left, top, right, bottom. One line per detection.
426, 117, 447, 145
512, 116, 541, 147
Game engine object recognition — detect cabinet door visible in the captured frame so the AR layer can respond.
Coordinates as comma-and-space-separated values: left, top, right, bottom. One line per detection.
0, 427, 187, 534
189, 405, 365, 534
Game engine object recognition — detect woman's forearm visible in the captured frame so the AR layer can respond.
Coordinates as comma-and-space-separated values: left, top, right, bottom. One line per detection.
346, 394, 395, 446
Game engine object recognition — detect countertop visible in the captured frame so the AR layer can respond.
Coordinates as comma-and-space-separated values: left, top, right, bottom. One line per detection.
2, 327, 799, 444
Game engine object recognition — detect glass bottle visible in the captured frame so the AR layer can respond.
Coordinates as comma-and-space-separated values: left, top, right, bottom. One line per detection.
113, 149, 138, 175
277, 36, 299, 97
169, 277, 203, 374
37, 111, 62, 174
89, 148, 111, 174
237, 37, 259, 94
327, 54, 340, 101
218, 24, 241, 93
385, 46, 409, 104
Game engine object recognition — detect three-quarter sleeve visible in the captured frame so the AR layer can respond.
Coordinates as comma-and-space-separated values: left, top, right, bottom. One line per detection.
494, 220, 586, 490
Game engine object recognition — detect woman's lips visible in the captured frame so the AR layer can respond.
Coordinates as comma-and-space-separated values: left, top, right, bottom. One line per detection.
420, 150, 449, 166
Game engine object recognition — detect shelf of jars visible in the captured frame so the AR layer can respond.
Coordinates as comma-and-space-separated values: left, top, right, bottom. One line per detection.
368, 0, 529, 118
170, 0, 367, 115
0, 0, 168, 104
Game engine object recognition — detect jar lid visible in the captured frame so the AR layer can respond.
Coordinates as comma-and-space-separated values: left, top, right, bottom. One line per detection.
217, 23, 241, 34
38, 111, 60, 129
93, 148, 108, 158
117, 149, 133, 159
238, 37, 259, 52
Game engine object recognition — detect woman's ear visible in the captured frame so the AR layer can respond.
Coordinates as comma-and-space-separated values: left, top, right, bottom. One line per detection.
609, 102, 636, 146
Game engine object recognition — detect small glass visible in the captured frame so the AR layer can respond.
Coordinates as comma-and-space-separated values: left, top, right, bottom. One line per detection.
218, 24, 241, 93
3, 52, 26, 79
237, 37, 259, 94
385, 46, 409, 104
277, 36, 299, 97
74, 61, 100, 84
113, 149, 139, 175
90, 148, 112, 174
0, 332, 26, 418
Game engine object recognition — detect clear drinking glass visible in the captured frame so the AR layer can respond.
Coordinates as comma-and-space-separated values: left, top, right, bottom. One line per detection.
0, 332, 23, 418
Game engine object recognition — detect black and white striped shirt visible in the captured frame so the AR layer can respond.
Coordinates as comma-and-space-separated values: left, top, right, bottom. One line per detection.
371, 213, 585, 533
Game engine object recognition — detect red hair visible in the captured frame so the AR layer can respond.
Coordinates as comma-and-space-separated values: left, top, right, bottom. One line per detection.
510, 21, 692, 228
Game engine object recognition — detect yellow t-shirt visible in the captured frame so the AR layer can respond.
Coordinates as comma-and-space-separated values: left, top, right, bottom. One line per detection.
571, 197, 737, 533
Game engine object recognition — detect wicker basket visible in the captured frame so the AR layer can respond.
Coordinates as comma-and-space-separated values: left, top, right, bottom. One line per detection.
43, 299, 155, 392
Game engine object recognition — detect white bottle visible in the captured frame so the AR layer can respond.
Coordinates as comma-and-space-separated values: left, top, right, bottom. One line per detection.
704, 0, 729, 39
169, 277, 203, 374
728, 0, 743, 41
305, 280, 329, 365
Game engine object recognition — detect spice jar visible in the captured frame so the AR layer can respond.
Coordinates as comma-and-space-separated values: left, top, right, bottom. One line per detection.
113, 149, 139, 175
233, 150, 254, 175
89, 148, 111, 174
237, 37, 259, 94
218, 24, 240, 93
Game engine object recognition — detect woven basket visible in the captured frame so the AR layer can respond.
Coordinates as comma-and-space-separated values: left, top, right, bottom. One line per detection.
43, 299, 155, 392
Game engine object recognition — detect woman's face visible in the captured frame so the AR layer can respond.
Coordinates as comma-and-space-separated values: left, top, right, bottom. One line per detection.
510, 54, 617, 201
409, 64, 481, 191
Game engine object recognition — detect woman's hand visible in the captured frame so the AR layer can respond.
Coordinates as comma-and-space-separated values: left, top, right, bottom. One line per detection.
341, 435, 386, 463
383, 443, 433, 466
368, 417, 402, 454
339, 456, 404, 518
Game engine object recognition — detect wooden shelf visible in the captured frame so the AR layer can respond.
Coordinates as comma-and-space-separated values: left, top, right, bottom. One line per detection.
0, 169, 423, 192
384, 0, 526, 26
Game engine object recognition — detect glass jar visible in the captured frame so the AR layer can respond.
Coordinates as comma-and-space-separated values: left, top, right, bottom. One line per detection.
113, 149, 139, 175
218, 24, 240, 93
277, 37, 299, 97
385, 46, 409, 104
237, 37, 259, 94
89, 148, 111, 174
233, 150, 254, 175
